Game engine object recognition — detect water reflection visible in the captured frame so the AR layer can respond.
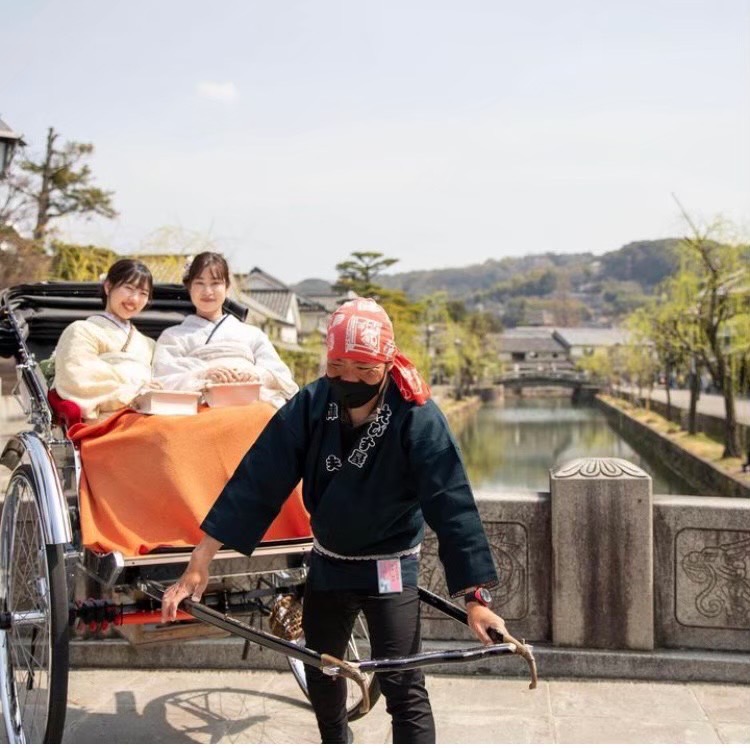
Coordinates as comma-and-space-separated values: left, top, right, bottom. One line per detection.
457, 396, 696, 495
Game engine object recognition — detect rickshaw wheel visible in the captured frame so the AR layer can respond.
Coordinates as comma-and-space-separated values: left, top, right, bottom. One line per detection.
0, 465, 69, 744
287, 612, 381, 721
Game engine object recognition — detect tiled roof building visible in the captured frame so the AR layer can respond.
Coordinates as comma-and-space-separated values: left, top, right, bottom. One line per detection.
498, 326, 630, 370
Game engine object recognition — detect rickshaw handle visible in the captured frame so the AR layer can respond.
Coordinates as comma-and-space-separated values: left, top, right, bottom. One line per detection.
143, 581, 537, 696
417, 586, 538, 689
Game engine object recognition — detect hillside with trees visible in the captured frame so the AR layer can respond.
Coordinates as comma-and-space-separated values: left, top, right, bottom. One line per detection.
295, 239, 681, 327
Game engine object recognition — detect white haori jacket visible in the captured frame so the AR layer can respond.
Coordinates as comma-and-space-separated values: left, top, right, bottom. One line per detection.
53, 316, 155, 420
152, 314, 298, 409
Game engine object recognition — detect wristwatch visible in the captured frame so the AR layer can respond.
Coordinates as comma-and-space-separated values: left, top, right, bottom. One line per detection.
464, 587, 492, 607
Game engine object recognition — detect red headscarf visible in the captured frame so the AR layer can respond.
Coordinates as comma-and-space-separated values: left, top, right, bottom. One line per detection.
326, 298, 432, 406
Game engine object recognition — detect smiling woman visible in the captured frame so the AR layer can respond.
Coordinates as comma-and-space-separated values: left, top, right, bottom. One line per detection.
50, 255, 309, 557
52, 259, 156, 420
152, 252, 298, 408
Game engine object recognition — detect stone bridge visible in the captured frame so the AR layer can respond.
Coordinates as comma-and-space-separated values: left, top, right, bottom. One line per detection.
419, 455, 750, 682
495, 369, 600, 403
1, 391, 748, 682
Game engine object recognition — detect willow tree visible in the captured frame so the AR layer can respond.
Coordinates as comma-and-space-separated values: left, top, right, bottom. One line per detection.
648, 271, 705, 434
628, 292, 691, 423
619, 335, 659, 408
670, 212, 749, 458
576, 348, 614, 387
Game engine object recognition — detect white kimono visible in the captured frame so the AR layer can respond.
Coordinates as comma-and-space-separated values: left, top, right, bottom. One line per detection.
53, 315, 155, 420
153, 314, 298, 409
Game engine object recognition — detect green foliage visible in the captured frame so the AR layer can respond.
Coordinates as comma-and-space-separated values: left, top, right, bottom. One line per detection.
38, 357, 55, 385
623, 342, 660, 393
625, 298, 690, 402
543, 296, 589, 326
576, 349, 613, 384
277, 345, 323, 388
379, 240, 678, 303
382, 252, 592, 299
332, 253, 503, 392
333, 251, 426, 369
621, 215, 749, 457
334, 251, 399, 297
598, 239, 680, 289
600, 280, 651, 317
366, 239, 681, 326
50, 241, 117, 281
484, 268, 557, 302
501, 298, 527, 328
21, 128, 117, 242
445, 299, 467, 322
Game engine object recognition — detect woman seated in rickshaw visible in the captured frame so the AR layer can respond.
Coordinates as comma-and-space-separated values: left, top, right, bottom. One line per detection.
53, 257, 310, 557
153, 252, 297, 409
53, 258, 158, 420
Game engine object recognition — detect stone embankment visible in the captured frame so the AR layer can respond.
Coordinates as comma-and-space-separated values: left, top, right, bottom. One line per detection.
439, 395, 482, 434
597, 394, 750, 498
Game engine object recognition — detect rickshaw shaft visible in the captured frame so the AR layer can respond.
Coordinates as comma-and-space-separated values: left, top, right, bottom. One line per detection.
143, 581, 533, 680
356, 642, 518, 672
71, 586, 296, 627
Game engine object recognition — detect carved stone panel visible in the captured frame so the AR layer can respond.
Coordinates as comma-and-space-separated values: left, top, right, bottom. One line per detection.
417, 493, 551, 642
676, 528, 750, 630
653, 497, 750, 651
419, 522, 528, 621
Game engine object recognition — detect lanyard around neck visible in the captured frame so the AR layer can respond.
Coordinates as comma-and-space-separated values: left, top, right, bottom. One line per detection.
90, 313, 134, 352
204, 314, 229, 345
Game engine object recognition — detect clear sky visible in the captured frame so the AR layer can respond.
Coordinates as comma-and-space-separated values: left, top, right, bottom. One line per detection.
3, 0, 749, 282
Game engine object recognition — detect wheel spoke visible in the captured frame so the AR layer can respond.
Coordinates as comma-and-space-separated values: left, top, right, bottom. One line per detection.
0, 467, 66, 744
25, 627, 38, 690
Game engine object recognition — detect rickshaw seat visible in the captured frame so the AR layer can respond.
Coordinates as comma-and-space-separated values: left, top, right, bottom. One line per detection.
48, 388, 83, 429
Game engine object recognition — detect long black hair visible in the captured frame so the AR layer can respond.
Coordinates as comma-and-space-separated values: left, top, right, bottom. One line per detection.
101, 259, 154, 305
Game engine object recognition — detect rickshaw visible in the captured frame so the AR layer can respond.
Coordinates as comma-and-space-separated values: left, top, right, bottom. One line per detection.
0, 281, 536, 744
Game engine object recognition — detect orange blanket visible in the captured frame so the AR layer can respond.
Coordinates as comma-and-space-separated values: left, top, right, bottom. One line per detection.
69, 403, 310, 555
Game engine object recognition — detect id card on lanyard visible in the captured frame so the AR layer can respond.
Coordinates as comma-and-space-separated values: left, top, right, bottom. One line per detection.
376, 558, 403, 594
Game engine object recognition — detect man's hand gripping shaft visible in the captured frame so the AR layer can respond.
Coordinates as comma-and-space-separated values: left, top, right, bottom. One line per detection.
161, 534, 222, 623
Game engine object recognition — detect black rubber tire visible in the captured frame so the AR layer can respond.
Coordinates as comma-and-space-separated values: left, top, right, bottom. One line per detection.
0, 465, 69, 743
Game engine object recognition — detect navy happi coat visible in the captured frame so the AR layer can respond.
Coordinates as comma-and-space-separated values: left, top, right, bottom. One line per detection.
201, 377, 497, 596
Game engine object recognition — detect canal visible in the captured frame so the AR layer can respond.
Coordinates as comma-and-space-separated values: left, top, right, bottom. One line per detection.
457, 396, 697, 495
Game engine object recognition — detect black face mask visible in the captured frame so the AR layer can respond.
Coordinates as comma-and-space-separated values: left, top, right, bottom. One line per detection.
327, 376, 383, 409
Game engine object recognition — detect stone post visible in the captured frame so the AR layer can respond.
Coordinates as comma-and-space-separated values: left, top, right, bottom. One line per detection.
550, 457, 654, 650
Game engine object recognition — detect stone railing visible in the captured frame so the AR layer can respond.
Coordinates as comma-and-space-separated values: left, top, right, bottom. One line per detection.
420, 457, 750, 654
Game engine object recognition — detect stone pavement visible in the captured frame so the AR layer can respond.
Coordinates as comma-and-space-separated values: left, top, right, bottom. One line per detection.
61, 669, 750, 744
616, 387, 750, 426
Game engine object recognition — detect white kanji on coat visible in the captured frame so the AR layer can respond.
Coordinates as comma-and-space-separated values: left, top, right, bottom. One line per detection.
325, 455, 342, 472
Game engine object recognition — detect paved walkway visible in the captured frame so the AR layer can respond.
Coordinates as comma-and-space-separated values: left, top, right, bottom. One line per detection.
60, 669, 750, 744
2, 393, 748, 744
617, 387, 750, 426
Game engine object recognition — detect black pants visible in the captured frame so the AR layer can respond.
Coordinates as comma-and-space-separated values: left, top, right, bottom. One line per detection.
302, 586, 436, 744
